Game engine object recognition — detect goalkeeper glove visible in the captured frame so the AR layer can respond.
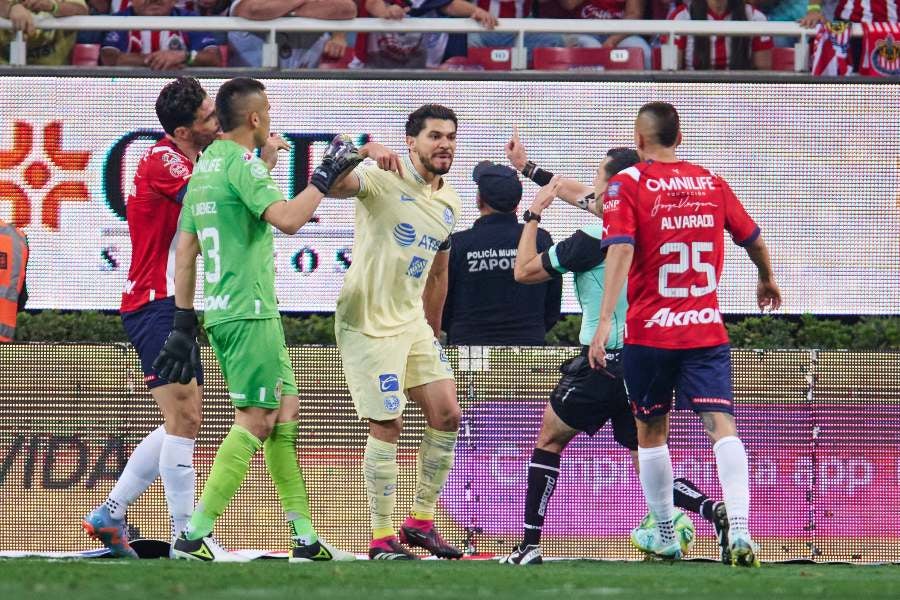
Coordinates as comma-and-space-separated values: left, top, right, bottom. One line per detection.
309, 134, 364, 195
152, 307, 200, 385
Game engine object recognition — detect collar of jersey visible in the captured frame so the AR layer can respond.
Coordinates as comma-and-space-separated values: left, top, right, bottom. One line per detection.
402, 155, 426, 185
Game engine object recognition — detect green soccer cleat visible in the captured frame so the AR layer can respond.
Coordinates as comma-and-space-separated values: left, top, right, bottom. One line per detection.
289, 538, 356, 563
631, 523, 684, 560
729, 532, 761, 568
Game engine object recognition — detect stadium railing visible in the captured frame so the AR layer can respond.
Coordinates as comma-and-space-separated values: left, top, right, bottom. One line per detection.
0, 16, 866, 70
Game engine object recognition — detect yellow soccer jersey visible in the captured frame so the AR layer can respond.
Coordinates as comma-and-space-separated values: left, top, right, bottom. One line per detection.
336, 155, 460, 337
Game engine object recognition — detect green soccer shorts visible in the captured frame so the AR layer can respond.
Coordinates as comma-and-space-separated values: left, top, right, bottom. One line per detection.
207, 318, 298, 410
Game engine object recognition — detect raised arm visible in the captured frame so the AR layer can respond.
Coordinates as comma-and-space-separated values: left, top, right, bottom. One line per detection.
514, 176, 561, 284
506, 128, 594, 211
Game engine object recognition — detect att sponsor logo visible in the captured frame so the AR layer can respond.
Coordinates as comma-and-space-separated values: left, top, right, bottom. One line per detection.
644, 307, 722, 328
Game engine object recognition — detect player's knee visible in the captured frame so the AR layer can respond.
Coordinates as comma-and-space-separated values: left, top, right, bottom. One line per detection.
432, 403, 461, 431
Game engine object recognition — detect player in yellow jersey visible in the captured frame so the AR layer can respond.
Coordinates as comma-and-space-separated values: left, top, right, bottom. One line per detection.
327, 105, 462, 560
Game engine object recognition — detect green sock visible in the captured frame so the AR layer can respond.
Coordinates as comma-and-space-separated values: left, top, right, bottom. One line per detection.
186, 424, 262, 540
264, 421, 317, 545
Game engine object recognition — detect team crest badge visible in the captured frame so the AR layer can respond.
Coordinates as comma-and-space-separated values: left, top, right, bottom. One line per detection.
443, 207, 454, 226
872, 34, 900, 76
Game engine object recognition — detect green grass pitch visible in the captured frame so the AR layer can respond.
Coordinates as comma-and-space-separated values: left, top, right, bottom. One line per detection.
1, 560, 899, 600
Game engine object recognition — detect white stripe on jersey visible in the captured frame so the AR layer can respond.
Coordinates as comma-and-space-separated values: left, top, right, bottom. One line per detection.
165, 229, 178, 300
620, 166, 641, 182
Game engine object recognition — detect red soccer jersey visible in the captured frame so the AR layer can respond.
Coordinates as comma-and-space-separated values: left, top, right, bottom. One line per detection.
835, 0, 899, 22
668, 4, 773, 70
475, 0, 533, 17
120, 138, 192, 313
601, 161, 759, 349
578, 0, 627, 20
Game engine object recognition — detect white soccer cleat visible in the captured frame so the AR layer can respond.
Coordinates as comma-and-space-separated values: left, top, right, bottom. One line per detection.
289, 537, 356, 562
171, 533, 249, 562
500, 543, 543, 565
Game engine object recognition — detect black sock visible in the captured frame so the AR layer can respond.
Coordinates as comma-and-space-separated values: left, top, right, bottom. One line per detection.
523, 448, 560, 547
673, 477, 714, 521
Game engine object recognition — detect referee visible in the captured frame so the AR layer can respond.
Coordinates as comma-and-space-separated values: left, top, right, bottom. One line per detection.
443, 161, 562, 345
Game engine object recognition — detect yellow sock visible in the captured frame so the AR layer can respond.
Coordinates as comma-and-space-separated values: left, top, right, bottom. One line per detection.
410, 427, 458, 521
364, 435, 398, 540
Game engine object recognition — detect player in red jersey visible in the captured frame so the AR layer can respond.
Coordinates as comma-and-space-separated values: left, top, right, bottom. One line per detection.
589, 102, 781, 567
82, 78, 220, 558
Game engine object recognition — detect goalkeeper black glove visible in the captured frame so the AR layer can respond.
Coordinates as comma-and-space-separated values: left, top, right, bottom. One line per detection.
152, 307, 200, 386
309, 134, 364, 195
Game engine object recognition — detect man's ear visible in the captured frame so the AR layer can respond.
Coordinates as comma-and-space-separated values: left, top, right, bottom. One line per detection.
675, 131, 683, 147
172, 124, 190, 143
249, 111, 260, 129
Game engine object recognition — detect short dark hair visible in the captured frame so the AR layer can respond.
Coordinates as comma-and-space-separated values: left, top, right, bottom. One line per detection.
216, 77, 266, 133
638, 102, 681, 147
604, 147, 641, 178
155, 77, 207, 136
405, 104, 458, 137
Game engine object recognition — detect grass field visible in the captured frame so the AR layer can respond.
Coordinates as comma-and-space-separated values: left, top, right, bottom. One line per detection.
1, 560, 899, 600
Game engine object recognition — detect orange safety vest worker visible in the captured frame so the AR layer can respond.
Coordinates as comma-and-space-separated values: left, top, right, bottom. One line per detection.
0, 221, 28, 342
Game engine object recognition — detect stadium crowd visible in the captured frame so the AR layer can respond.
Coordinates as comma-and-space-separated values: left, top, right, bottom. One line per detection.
0, 0, 897, 72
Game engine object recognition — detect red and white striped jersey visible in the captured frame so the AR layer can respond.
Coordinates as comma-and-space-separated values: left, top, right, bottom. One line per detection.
120, 138, 192, 314
577, 0, 627, 20
835, 0, 899, 23
106, 0, 195, 13
474, 0, 533, 17
669, 4, 773, 70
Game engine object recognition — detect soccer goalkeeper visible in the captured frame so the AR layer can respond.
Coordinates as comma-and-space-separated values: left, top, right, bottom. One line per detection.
154, 77, 363, 562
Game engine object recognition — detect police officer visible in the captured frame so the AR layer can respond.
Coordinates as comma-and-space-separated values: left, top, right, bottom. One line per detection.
443, 161, 561, 345
0, 219, 28, 342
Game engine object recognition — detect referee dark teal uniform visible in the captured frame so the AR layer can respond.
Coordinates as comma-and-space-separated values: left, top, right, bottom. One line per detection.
443, 161, 561, 345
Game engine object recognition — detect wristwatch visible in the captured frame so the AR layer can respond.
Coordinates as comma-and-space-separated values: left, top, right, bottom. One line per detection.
522, 210, 541, 223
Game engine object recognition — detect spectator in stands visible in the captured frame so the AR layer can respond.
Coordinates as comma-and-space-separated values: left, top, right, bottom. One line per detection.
668, 0, 773, 69
227, 0, 356, 68
801, 0, 895, 26
0, 0, 88, 65
101, 0, 223, 69
756, 0, 807, 47
443, 162, 562, 346
557, 0, 652, 69
357, 0, 497, 68
467, 1, 564, 59
196, 0, 228, 15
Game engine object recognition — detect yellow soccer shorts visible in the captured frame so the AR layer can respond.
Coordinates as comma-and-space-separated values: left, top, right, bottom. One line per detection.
335, 319, 454, 421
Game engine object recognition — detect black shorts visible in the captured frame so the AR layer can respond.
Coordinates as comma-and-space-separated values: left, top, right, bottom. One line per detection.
121, 297, 204, 390
549, 348, 637, 450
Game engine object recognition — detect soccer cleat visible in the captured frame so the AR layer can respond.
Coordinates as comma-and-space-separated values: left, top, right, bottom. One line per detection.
290, 538, 356, 563
171, 533, 248, 562
368, 536, 419, 560
399, 520, 463, 559
630, 525, 683, 560
81, 504, 138, 559
711, 502, 732, 565
729, 532, 761, 568
500, 543, 543, 565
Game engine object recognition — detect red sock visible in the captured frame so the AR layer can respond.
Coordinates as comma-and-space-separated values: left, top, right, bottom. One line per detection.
370, 535, 395, 550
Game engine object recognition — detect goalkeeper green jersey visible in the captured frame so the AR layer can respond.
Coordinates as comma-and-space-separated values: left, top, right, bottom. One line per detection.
179, 139, 285, 328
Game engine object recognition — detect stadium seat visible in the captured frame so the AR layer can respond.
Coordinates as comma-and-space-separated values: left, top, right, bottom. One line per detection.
532, 47, 644, 71
771, 47, 799, 72
71, 44, 99, 67
319, 47, 355, 69
438, 47, 512, 71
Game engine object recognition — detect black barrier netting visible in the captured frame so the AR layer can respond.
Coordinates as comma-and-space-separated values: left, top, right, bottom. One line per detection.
0, 344, 897, 562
